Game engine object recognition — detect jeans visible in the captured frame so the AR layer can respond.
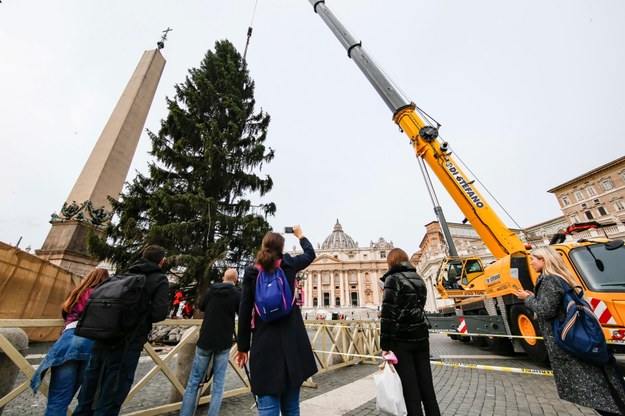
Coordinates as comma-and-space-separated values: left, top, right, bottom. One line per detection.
31, 328, 93, 394
257, 388, 301, 416
180, 347, 230, 416
73, 349, 141, 416
44, 360, 87, 416
394, 340, 440, 416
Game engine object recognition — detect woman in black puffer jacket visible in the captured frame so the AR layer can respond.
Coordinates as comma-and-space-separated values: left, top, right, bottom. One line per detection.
380, 248, 440, 416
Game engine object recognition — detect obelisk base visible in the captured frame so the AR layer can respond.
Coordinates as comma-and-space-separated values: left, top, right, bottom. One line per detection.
36, 221, 106, 276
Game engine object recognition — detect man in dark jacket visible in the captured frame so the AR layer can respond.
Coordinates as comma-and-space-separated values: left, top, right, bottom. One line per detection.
179, 268, 240, 416
74, 245, 169, 416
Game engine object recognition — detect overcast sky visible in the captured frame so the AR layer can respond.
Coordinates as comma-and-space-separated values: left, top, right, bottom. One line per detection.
1, 0, 624, 256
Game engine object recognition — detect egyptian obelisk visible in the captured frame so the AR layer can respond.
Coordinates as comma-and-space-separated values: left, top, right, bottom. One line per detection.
37, 44, 167, 275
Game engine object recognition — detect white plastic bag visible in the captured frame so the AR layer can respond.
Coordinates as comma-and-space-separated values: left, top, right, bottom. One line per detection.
374, 362, 407, 416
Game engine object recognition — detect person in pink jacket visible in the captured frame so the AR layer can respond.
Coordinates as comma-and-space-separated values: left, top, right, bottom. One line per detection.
31, 268, 109, 416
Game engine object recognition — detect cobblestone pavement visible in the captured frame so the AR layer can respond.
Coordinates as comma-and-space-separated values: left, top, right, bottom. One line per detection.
3, 333, 609, 415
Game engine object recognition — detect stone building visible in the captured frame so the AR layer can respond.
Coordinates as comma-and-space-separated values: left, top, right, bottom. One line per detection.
548, 155, 625, 226
521, 216, 570, 246
290, 220, 390, 314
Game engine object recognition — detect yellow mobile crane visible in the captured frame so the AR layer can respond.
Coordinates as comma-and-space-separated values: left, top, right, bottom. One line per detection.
306, 0, 625, 362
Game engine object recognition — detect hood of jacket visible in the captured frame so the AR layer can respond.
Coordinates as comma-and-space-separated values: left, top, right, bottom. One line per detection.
210, 281, 238, 297
128, 258, 163, 276
380, 261, 416, 283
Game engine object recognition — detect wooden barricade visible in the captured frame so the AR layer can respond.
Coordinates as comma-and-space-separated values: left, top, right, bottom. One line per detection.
0, 318, 381, 415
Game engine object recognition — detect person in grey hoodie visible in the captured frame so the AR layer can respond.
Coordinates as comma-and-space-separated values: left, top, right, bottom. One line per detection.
180, 269, 241, 416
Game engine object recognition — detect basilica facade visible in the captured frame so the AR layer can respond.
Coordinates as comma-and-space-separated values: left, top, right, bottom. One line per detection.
289, 220, 391, 311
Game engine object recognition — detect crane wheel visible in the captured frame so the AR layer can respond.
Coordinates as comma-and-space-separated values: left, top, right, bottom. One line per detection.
510, 305, 549, 364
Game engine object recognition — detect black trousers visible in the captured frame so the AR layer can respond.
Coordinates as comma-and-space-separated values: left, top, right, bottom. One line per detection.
393, 340, 441, 416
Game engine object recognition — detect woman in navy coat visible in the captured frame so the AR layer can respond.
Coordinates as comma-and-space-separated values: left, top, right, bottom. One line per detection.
236, 225, 317, 416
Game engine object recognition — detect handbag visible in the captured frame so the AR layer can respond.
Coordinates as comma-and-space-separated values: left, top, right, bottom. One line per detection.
374, 361, 408, 416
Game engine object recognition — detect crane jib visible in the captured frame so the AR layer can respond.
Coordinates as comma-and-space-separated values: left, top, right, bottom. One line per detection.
445, 162, 484, 208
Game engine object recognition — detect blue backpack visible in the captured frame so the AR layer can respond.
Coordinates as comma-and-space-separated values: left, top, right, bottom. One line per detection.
552, 277, 611, 366
254, 261, 295, 323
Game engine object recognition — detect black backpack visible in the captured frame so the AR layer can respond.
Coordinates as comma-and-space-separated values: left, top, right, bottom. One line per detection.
75, 273, 148, 340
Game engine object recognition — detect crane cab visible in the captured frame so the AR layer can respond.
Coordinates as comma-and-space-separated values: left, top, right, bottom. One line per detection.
437, 256, 485, 295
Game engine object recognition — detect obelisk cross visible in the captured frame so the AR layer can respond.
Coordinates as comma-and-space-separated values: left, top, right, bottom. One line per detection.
157, 27, 173, 50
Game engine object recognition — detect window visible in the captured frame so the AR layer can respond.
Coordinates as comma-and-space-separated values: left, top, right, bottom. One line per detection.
585, 211, 594, 220
574, 190, 584, 202
335, 297, 340, 306
598, 207, 607, 216
323, 293, 330, 306
601, 179, 614, 191
561, 196, 571, 206
349, 272, 358, 283
621, 172, 625, 183
615, 200, 625, 211
587, 186, 597, 196
380, 251, 386, 259
313, 298, 318, 307
594, 199, 601, 205
363, 254, 368, 259
571, 214, 580, 223
581, 203, 588, 209
312, 274, 318, 285
322, 272, 330, 285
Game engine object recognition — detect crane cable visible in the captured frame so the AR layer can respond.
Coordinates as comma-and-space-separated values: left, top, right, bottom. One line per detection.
242, 0, 260, 64
448, 145, 528, 240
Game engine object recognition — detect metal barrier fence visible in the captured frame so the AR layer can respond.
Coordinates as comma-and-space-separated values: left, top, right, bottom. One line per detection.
0, 319, 381, 415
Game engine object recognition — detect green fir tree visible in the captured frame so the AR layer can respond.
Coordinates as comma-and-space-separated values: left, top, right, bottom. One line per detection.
89, 40, 275, 290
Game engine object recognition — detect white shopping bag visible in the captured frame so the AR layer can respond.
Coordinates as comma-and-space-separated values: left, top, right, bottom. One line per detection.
374, 362, 407, 416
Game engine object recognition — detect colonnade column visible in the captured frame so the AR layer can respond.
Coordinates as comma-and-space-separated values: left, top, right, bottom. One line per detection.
306, 276, 313, 308
357, 271, 365, 307
339, 271, 345, 307
317, 276, 322, 308
372, 270, 381, 305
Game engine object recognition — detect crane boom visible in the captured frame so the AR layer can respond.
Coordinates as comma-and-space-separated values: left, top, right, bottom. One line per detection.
309, 0, 526, 258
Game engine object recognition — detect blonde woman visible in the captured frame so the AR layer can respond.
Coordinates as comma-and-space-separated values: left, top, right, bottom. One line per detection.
31, 268, 109, 416
516, 246, 625, 415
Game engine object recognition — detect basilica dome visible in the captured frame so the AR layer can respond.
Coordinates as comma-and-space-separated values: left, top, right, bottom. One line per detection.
321, 219, 357, 250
